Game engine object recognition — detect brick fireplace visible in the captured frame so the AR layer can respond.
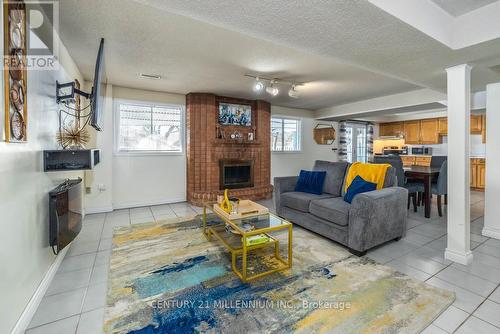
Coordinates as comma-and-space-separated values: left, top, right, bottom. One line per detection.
186, 93, 273, 205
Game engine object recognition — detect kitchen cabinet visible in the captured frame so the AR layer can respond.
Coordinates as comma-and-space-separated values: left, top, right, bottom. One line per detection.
415, 156, 432, 167
438, 118, 447, 135
402, 120, 440, 145
379, 115, 486, 143
401, 156, 415, 167
400, 155, 431, 167
471, 158, 486, 190
482, 115, 486, 143
379, 122, 403, 137
420, 119, 440, 144
403, 121, 421, 144
477, 163, 486, 188
471, 115, 483, 134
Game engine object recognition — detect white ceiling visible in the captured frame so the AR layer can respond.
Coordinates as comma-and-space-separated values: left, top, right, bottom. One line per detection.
431, 0, 499, 16
58, 0, 500, 111
57, 0, 418, 110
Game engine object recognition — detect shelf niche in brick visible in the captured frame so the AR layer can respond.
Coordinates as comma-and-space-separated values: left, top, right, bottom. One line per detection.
186, 93, 273, 205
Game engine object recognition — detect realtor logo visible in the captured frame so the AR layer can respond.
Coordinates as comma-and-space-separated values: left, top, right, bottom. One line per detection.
4, 0, 59, 70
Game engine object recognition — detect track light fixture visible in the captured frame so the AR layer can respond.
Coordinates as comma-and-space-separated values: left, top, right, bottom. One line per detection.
265, 80, 279, 96
253, 77, 264, 92
245, 74, 304, 98
288, 84, 299, 98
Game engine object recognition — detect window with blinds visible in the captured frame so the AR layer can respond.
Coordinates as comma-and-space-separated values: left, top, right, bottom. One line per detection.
271, 117, 301, 152
115, 101, 184, 154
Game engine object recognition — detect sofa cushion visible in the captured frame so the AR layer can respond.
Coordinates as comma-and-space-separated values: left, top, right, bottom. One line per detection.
313, 160, 349, 196
295, 170, 327, 195
309, 197, 351, 226
281, 192, 334, 213
341, 165, 396, 196
344, 175, 377, 204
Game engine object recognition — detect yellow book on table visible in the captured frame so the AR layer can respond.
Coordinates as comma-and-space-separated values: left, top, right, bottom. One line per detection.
245, 234, 270, 246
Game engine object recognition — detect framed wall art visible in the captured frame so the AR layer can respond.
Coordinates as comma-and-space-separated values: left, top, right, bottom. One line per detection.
218, 102, 252, 127
3, 0, 28, 142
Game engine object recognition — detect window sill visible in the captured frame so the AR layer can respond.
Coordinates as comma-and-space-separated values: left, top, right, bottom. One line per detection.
271, 150, 303, 154
114, 151, 185, 157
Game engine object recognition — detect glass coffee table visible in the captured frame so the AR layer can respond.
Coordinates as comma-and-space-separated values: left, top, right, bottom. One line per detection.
202, 203, 292, 282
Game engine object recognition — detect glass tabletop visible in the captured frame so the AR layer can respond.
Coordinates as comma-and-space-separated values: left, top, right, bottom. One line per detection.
204, 202, 291, 234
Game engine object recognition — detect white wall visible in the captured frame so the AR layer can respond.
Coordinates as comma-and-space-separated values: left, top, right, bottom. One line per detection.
112, 87, 186, 208
84, 86, 186, 211
271, 106, 338, 182
0, 30, 84, 333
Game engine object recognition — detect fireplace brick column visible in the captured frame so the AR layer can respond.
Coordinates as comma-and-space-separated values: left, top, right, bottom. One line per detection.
186, 93, 273, 205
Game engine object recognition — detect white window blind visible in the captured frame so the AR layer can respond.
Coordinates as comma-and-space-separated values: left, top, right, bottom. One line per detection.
115, 101, 183, 154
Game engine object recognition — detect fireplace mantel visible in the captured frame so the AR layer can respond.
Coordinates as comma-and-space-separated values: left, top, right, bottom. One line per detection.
186, 93, 273, 205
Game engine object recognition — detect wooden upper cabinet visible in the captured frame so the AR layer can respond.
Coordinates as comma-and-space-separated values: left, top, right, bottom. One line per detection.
403, 120, 420, 144
438, 117, 447, 135
471, 115, 483, 134
420, 118, 440, 144
379, 123, 392, 136
379, 122, 403, 136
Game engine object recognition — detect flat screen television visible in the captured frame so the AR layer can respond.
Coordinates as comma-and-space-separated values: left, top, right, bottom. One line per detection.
49, 178, 83, 254
90, 38, 106, 131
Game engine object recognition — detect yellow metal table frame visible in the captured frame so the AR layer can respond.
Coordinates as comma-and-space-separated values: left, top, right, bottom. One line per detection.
202, 204, 292, 282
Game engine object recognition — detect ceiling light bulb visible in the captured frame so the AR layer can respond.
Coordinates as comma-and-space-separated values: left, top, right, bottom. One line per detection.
253, 77, 264, 92
288, 85, 299, 98
266, 86, 279, 96
266, 81, 279, 96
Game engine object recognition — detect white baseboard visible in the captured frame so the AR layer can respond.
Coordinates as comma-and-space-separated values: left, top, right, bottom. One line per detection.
482, 227, 500, 240
10, 246, 69, 334
112, 197, 187, 210
85, 206, 114, 214
444, 248, 473, 265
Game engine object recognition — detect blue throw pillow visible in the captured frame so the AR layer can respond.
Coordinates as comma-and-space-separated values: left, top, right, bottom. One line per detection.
295, 170, 327, 195
344, 175, 377, 204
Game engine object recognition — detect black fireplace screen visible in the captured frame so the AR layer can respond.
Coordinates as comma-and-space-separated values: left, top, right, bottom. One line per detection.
219, 159, 254, 189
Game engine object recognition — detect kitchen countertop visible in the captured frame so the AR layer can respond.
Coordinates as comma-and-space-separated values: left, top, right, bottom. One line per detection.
375, 154, 486, 159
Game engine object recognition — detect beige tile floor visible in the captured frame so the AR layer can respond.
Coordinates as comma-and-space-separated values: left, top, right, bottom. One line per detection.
26, 191, 500, 333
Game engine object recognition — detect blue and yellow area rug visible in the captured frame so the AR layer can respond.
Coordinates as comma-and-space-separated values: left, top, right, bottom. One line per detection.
104, 215, 454, 334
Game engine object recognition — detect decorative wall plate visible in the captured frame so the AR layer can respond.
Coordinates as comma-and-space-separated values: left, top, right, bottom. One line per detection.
9, 6, 22, 24
10, 81, 24, 111
9, 49, 23, 80
10, 111, 25, 140
10, 24, 22, 49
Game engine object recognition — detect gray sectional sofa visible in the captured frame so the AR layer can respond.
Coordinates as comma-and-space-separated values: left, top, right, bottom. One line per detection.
274, 160, 408, 256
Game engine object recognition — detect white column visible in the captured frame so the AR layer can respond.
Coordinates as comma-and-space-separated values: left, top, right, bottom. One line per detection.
445, 64, 473, 265
483, 83, 500, 239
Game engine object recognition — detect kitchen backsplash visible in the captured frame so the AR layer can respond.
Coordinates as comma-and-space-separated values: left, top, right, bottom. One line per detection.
406, 134, 485, 157
375, 134, 485, 157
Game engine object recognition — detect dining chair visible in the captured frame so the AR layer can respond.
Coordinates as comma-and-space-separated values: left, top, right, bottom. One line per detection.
431, 156, 447, 168
416, 160, 448, 216
431, 156, 447, 205
373, 156, 419, 211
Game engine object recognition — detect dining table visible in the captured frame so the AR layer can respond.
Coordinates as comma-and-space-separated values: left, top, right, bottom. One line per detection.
404, 165, 441, 218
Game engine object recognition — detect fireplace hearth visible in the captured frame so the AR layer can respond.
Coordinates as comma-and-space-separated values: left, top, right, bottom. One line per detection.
220, 159, 254, 189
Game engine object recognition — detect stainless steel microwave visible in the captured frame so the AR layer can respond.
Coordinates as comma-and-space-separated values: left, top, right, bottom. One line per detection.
411, 147, 432, 155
